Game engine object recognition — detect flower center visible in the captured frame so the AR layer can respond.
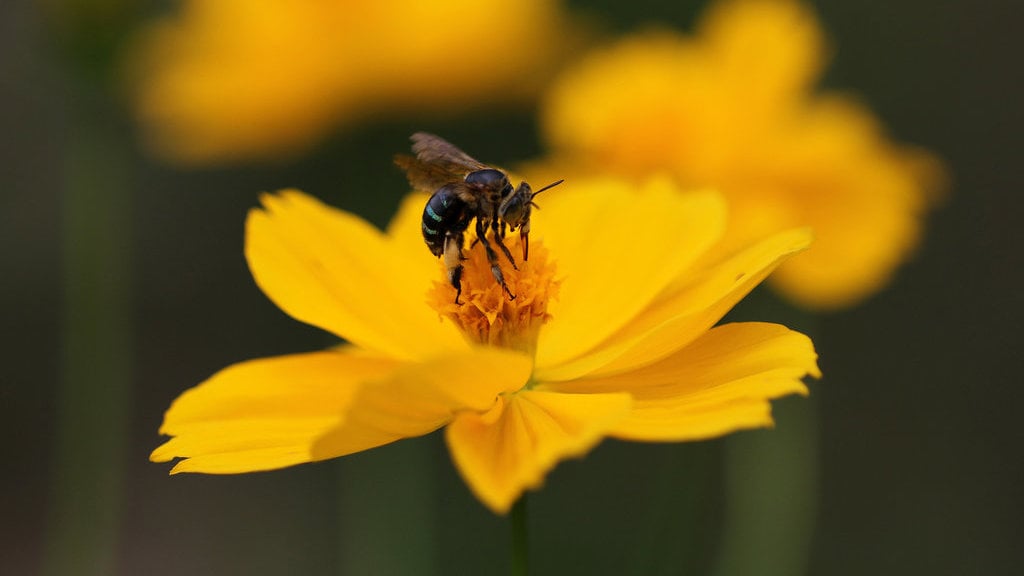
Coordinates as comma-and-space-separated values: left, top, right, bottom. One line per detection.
427, 230, 559, 354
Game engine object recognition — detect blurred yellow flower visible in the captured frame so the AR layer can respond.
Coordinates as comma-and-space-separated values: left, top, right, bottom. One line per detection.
128, 0, 571, 164
152, 179, 820, 514
537, 0, 945, 309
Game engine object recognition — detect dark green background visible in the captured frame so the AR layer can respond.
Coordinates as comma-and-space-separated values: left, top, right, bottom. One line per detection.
3, 0, 1021, 574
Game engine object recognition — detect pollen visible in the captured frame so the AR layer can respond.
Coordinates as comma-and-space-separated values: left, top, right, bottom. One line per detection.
428, 232, 559, 354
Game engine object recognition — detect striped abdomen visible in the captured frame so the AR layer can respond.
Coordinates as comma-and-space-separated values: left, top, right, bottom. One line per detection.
421, 184, 471, 256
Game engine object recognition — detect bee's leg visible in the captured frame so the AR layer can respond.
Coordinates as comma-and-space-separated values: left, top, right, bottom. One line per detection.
475, 218, 515, 300
519, 220, 531, 261
491, 218, 518, 270
450, 267, 464, 305
443, 234, 465, 305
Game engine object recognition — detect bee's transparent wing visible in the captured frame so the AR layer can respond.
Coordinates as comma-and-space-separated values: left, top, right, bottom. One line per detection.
409, 132, 488, 172
395, 132, 492, 193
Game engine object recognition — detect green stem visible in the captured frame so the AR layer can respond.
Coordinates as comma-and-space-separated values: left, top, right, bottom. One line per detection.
45, 84, 132, 576
510, 495, 529, 576
338, 436, 438, 575
711, 397, 819, 576
710, 291, 820, 576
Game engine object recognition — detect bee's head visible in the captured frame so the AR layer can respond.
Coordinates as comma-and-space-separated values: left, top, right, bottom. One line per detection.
499, 179, 565, 229
499, 183, 534, 229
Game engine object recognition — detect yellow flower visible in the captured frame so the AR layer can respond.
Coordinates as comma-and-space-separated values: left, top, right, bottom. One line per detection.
152, 178, 820, 514
127, 0, 572, 164
537, 0, 945, 310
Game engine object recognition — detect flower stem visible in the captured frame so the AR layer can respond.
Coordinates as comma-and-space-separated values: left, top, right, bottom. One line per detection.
337, 436, 438, 575
713, 295, 820, 576
46, 80, 132, 576
712, 397, 819, 576
510, 495, 529, 576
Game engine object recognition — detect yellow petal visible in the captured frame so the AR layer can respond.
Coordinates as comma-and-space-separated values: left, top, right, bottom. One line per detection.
129, 0, 350, 163
699, 0, 825, 122
246, 190, 468, 361
386, 192, 432, 252
758, 97, 946, 309
157, 421, 343, 474
312, 347, 532, 460
152, 350, 399, 473
532, 178, 726, 371
546, 322, 819, 441
445, 390, 632, 514
613, 400, 779, 442
535, 228, 811, 381
540, 33, 717, 177
384, 191, 444, 295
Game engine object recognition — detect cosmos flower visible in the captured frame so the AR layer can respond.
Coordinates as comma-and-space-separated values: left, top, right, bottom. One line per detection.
152, 178, 820, 513
127, 0, 572, 164
536, 0, 945, 309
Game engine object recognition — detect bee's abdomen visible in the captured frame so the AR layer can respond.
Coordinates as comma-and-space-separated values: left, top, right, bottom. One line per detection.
422, 185, 470, 256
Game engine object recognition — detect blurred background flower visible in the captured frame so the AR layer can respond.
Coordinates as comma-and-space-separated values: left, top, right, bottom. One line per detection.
536, 0, 946, 310
127, 0, 575, 164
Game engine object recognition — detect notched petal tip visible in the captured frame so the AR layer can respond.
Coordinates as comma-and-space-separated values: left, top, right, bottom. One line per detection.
151, 351, 400, 474
554, 322, 818, 443
149, 443, 174, 463
535, 225, 815, 382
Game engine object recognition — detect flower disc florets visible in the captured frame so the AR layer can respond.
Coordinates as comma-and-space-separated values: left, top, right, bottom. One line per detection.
428, 230, 559, 355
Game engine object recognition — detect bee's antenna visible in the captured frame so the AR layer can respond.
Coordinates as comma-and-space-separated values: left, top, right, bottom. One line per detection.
530, 179, 564, 200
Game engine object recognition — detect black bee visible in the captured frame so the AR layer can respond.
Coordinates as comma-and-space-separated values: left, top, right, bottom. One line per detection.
395, 132, 563, 304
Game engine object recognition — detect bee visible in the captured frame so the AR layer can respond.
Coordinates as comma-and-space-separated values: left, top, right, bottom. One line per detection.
395, 132, 563, 304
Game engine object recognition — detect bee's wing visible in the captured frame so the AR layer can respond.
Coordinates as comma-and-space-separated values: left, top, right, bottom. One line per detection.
395, 132, 492, 192
409, 132, 489, 173
394, 154, 462, 193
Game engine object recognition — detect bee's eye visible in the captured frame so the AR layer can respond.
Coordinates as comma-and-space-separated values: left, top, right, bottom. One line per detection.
501, 197, 525, 223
